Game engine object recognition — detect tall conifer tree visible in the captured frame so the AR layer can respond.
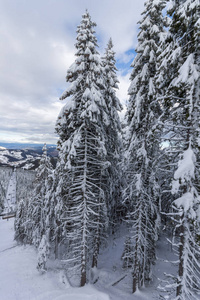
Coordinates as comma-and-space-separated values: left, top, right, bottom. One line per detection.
157, 0, 200, 298
54, 11, 110, 286
14, 144, 53, 246
124, 0, 167, 292
101, 38, 122, 231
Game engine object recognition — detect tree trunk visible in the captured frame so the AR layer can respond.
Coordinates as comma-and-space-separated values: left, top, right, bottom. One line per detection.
176, 212, 184, 297
133, 274, 138, 293
80, 128, 88, 287
54, 235, 59, 259
92, 234, 99, 268
92, 182, 101, 268
81, 249, 87, 286
133, 232, 139, 293
55, 220, 61, 259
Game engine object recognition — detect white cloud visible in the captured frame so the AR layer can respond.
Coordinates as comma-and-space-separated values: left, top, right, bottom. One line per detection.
116, 72, 131, 120
0, 0, 145, 144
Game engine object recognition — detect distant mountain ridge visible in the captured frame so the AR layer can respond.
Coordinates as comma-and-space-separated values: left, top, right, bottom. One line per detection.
0, 143, 58, 170
0, 142, 56, 150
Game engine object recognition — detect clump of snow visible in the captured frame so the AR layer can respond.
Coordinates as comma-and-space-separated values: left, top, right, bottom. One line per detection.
172, 147, 196, 193
171, 54, 198, 86
174, 192, 195, 216
23, 163, 35, 169
135, 173, 142, 191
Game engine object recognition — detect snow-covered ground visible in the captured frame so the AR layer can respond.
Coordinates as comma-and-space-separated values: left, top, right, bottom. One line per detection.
0, 216, 177, 300
0, 218, 110, 300
0, 169, 179, 299
0, 171, 177, 300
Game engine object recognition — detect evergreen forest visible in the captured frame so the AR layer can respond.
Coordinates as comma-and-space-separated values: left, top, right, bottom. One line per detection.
13, 1, 200, 299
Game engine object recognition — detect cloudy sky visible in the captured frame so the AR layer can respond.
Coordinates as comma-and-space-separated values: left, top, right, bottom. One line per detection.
0, 0, 145, 145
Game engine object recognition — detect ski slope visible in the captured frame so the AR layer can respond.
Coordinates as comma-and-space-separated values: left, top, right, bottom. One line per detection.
4, 168, 16, 213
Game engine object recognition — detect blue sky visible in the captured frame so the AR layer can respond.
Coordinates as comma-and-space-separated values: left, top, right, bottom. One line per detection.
0, 0, 145, 144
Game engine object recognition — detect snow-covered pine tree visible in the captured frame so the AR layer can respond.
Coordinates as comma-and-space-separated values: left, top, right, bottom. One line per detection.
31, 144, 53, 247
21, 144, 53, 247
16, 168, 36, 205
101, 38, 122, 232
0, 181, 6, 213
48, 162, 65, 260
14, 169, 36, 244
41, 162, 57, 259
37, 233, 50, 273
124, 0, 167, 293
54, 10, 110, 286
121, 236, 133, 270
157, 0, 200, 298
0, 167, 13, 214
14, 198, 29, 243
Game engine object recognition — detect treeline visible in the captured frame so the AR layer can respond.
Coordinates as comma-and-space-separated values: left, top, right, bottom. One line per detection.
14, 1, 200, 299
0, 167, 35, 213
